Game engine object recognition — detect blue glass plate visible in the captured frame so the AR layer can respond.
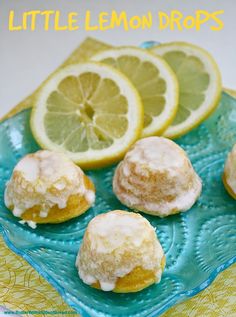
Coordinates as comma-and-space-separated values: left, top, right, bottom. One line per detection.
0, 92, 236, 317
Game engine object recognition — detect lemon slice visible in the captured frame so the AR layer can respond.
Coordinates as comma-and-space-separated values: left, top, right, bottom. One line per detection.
30, 62, 143, 169
91, 47, 179, 137
151, 42, 222, 138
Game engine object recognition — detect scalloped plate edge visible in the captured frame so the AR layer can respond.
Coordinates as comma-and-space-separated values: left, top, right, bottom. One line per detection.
0, 223, 235, 317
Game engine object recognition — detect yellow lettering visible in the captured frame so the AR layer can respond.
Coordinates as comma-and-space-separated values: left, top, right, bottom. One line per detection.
111, 11, 129, 31
24, 10, 41, 31
129, 16, 141, 29
68, 12, 79, 30
171, 10, 183, 30
22, 12, 27, 30
41, 10, 54, 31
196, 10, 210, 31
54, 10, 67, 30
9, 10, 22, 31
211, 10, 224, 31
85, 10, 98, 30
99, 12, 110, 30
142, 12, 152, 29
183, 16, 195, 29
158, 12, 170, 30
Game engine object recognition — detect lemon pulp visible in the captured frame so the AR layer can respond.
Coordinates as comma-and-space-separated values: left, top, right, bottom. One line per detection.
31, 62, 143, 168
92, 47, 179, 137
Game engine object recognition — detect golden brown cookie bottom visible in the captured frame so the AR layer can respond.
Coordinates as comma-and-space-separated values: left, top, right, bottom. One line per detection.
9, 175, 95, 224
92, 255, 166, 293
222, 173, 236, 200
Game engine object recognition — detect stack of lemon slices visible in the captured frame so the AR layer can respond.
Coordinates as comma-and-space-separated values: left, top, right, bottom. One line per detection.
31, 42, 222, 168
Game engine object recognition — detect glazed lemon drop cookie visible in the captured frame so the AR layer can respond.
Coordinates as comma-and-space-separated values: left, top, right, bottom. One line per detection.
223, 144, 236, 199
76, 210, 165, 293
113, 137, 202, 217
4, 150, 95, 225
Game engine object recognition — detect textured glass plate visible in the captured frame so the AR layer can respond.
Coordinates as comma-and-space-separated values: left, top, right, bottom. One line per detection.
0, 92, 236, 317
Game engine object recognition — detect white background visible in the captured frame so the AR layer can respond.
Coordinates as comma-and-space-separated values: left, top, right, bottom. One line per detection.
0, 0, 235, 118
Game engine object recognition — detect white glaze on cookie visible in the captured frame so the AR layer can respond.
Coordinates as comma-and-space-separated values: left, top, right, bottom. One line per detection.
224, 144, 236, 196
113, 137, 202, 216
76, 210, 164, 291
4, 150, 95, 218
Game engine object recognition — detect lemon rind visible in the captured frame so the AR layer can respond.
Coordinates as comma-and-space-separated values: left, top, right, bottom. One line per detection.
151, 42, 222, 139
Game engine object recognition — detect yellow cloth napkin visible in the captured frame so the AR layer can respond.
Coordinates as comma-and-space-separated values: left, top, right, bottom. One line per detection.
0, 235, 235, 317
0, 37, 235, 317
